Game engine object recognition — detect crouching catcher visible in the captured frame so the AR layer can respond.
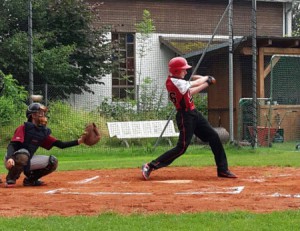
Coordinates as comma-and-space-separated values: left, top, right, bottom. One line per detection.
3, 102, 100, 187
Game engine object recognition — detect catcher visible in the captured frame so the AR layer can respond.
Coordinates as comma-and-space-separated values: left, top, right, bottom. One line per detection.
3, 102, 100, 187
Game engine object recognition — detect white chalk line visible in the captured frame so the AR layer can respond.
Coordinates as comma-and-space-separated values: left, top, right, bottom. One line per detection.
43, 186, 245, 196
245, 178, 265, 183
44, 189, 152, 196
44, 188, 300, 199
154, 180, 193, 184
268, 193, 300, 198
245, 173, 300, 183
62, 192, 152, 196
175, 186, 245, 195
69, 176, 100, 184
44, 188, 65, 194
43, 173, 300, 198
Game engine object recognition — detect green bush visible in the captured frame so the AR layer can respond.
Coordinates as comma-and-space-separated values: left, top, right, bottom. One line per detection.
98, 98, 136, 121
194, 93, 208, 117
0, 71, 27, 125
46, 101, 107, 141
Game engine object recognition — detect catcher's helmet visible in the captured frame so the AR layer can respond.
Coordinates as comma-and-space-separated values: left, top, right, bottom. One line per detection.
168, 57, 192, 75
26, 103, 47, 119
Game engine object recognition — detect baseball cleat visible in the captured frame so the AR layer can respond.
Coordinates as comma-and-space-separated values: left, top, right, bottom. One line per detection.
23, 178, 46, 187
142, 163, 153, 180
217, 170, 237, 178
5, 179, 16, 188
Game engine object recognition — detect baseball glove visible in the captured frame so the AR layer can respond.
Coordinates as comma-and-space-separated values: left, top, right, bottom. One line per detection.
81, 123, 101, 146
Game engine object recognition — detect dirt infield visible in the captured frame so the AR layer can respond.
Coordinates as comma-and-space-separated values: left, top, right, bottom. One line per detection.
1, 166, 300, 217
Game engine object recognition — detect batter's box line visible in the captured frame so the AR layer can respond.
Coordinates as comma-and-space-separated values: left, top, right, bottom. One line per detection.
44, 189, 152, 196
43, 186, 245, 196
175, 186, 245, 195
267, 192, 300, 198
68, 176, 100, 184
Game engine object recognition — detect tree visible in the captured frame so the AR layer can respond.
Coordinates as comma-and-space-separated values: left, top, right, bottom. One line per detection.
0, 0, 113, 98
0, 71, 28, 125
292, 1, 300, 36
135, 10, 156, 111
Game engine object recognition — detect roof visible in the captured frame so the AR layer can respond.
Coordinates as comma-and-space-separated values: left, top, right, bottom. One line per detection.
159, 36, 229, 56
160, 36, 300, 59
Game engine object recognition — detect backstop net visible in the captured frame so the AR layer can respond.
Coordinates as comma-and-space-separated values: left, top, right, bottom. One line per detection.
238, 55, 300, 149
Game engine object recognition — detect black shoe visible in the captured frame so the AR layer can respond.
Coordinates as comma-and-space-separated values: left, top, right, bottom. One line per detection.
5, 179, 16, 188
142, 163, 153, 180
23, 178, 46, 186
217, 170, 237, 178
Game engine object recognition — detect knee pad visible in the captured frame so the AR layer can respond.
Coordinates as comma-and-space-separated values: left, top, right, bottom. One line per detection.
6, 150, 30, 181
48, 155, 58, 171
24, 155, 58, 181
14, 153, 29, 166
14, 148, 30, 156
13, 149, 30, 166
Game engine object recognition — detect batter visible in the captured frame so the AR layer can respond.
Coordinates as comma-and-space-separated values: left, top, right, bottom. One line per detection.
142, 57, 237, 180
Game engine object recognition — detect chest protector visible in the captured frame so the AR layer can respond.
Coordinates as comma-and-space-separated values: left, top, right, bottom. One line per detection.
23, 122, 51, 157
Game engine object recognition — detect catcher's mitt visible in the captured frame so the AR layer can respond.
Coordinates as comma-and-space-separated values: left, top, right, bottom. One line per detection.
81, 123, 101, 146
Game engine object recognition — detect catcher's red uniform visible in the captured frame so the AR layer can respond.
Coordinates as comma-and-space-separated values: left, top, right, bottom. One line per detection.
10, 123, 57, 156
5, 122, 79, 186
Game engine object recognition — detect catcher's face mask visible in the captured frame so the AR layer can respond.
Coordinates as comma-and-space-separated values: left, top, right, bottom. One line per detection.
27, 103, 48, 126
33, 108, 48, 126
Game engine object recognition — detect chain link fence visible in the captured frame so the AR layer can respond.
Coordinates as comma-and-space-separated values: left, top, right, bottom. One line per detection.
238, 55, 300, 149
1, 1, 298, 153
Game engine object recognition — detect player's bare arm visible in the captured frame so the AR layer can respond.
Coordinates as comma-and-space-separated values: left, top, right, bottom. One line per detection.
189, 76, 209, 95
190, 75, 206, 80
190, 76, 209, 86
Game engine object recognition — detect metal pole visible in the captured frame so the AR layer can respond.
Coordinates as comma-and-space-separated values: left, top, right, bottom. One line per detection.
189, 0, 234, 77
228, 0, 234, 142
153, 0, 234, 150
45, 83, 48, 106
252, 0, 258, 148
28, 0, 34, 102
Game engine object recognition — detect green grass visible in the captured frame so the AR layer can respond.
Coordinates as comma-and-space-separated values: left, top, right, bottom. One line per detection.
1, 143, 300, 230
1, 142, 299, 173
0, 211, 300, 231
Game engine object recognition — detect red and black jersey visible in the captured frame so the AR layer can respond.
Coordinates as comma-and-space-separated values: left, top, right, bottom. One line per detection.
6, 122, 79, 160
10, 122, 57, 157
166, 76, 195, 111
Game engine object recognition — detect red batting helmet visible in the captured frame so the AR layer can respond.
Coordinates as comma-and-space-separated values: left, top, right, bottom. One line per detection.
168, 57, 192, 75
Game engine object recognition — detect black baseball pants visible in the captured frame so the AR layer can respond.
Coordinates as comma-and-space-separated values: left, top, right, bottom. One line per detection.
149, 109, 228, 171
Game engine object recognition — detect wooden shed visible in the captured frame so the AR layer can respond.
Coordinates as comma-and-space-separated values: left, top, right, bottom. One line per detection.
179, 36, 300, 140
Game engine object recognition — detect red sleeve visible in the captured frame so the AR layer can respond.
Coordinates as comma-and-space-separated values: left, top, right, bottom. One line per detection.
41, 135, 58, 150
11, 125, 25, 143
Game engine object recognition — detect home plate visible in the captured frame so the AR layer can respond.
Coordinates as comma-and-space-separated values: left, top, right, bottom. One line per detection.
154, 180, 193, 184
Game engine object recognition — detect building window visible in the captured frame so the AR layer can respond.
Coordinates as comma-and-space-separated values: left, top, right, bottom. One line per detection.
112, 33, 135, 100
